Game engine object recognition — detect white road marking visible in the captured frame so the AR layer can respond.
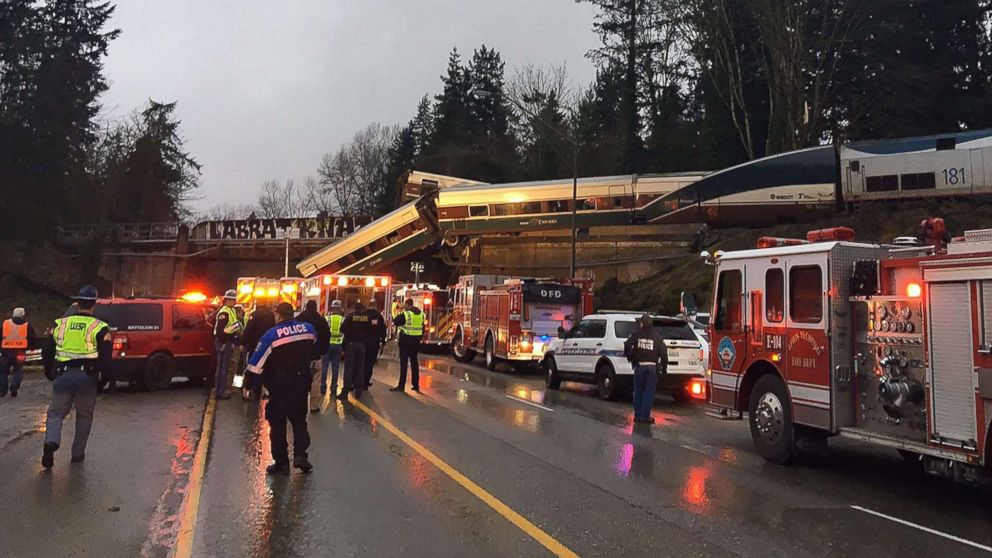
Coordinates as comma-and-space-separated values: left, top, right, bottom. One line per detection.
505, 395, 554, 412
851, 505, 992, 553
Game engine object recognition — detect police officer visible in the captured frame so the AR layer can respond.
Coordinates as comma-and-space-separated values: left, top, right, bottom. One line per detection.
321, 300, 345, 397
213, 289, 242, 399
338, 301, 373, 399
362, 301, 387, 388
390, 298, 424, 392
246, 302, 317, 475
1, 307, 38, 397
623, 314, 668, 424
40, 285, 112, 468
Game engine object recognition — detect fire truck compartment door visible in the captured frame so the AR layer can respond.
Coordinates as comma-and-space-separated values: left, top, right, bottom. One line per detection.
927, 282, 978, 446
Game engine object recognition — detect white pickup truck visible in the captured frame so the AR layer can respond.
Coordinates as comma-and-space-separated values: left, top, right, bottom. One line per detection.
543, 313, 708, 402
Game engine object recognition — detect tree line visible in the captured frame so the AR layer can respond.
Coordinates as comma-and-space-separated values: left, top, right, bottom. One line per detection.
6, 0, 992, 231
1, 1, 200, 242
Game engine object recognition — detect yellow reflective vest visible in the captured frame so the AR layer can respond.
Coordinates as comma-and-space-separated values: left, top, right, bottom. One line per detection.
400, 310, 424, 337
327, 313, 344, 345
53, 315, 107, 362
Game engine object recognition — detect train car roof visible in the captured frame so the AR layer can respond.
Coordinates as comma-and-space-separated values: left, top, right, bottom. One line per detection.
437, 172, 706, 205
842, 128, 992, 156
717, 240, 880, 261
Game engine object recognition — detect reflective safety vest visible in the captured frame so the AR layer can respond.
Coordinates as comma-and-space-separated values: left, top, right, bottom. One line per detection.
327, 313, 344, 345
53, 315, 107, 362
400, 310, 424, 337
214, 306, 241, 336
1, 319, 28, 349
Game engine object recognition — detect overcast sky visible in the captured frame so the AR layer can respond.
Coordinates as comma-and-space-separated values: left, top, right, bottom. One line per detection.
99, 0, 602, 211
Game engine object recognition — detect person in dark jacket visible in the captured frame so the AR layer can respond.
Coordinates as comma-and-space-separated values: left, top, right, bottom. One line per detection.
623, 314, 668, 424
390, 298, 423, 392
1, 307, 39, 397
296, 300, 331, 412
338, 301, 379, 399
362, 302, 387, 388
247, 302, 317, 475
240, 301, 276, 400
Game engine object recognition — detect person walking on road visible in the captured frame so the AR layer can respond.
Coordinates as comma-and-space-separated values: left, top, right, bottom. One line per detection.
297, 300, 331, 412
338, 301, 372, 400
390, 298, 424, 392
40, 285, 112, 468
362, 302, 387, 389
213, 290, 242, 400
246, 302, 317, 475
321, 300, 345, 398
1, 307, 38, 397
240, 300, 275, 400
623, 314, 667, 425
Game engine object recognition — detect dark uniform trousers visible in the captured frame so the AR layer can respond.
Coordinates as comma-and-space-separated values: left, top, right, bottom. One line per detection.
362, 341, 379, 387
344, 342, 367, 393
397, 334, 422, 389
265, 373, 311, 464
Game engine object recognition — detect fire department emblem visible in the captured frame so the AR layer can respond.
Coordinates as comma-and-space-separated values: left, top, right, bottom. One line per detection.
717, 336, 736, 370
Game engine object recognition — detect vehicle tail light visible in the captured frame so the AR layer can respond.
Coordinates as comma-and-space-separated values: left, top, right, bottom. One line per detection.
688, 379, 707, 401
906, 282, 922, 298
423, 296, 432, 306
509, 335, 518, 355
112, 334, 128, 357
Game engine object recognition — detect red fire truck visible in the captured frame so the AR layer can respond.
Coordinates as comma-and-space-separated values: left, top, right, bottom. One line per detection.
705, 225, 992, 484
451, 276, 594, 372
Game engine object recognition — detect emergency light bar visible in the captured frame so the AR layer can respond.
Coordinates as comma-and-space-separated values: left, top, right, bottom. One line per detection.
320, 275, 391, 288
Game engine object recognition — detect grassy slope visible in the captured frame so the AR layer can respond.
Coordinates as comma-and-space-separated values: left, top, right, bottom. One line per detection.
595, 198, 992, 315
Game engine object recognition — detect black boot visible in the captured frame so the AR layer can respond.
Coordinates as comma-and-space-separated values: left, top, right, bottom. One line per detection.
293, 455, 313, 473
10, 387, 17, 397
266, 462, 290, 475
41, 442, 58, 469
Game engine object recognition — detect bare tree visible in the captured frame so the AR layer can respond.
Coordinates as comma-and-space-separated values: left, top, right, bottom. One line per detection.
316, 122, 400, 217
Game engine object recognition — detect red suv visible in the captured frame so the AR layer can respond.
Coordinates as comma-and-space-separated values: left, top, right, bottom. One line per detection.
92, 298, 216, 390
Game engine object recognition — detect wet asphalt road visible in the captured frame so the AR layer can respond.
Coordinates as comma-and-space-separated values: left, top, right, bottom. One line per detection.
1, 355, 991, 557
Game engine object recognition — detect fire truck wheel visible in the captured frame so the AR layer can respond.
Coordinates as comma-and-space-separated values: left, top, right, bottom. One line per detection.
748, 375, 796, 464
484, 334, 497, 371
545, 358, 562, 390
143, 353, 175, 392
451, 332, 476, 363
596, 363, 619, 401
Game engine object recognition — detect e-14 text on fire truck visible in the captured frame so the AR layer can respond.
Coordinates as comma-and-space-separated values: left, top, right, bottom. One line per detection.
703, 223, 992, 485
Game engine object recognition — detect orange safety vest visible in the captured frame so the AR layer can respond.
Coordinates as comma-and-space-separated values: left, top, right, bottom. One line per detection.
2, 319, 28, 349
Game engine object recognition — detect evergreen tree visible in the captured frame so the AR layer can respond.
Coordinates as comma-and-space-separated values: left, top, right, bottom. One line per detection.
465, 45, 518, 182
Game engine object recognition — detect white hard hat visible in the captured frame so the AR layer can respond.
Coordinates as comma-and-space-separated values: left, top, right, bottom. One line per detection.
12, 307, 25, 318
224, 289, 237, 300
331, 300, 342, 308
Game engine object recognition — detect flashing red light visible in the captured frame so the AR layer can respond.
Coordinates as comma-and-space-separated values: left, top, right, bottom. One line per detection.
689, 379, 707, 401
112, 334, 128, 353
756, 236, 807, 249
906, 282, 922, 298
423, 296, 432, 305
323, 275, 332, 286
806, 226, 856, 243
181, 291, 208, 303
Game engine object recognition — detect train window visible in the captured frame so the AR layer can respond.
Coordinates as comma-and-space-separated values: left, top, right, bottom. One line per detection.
494, 204, 513, 216
765, 268, 784, 323
865, 175, 898, 192
714, 269, 742, 333
936, 137, 956, 151
580, 198, 597, 211
789, 265, 823, 323
613, 197, 624, 208
548, 200, 568, 212
469, 205, 489, 217
522, 202, 542, 214
900, 172, 936, 190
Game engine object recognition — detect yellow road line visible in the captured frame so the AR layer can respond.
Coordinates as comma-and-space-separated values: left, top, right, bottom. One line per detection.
351, 398, 580, 558
172, 393, 217, 558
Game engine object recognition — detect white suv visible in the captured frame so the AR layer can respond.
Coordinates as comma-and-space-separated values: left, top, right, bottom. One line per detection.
544, 314, 707, 402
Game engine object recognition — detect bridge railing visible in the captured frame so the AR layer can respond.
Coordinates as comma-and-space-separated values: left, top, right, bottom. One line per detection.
57, 222, 181, 243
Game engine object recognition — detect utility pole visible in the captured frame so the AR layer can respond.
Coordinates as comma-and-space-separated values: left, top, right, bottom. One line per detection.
472, 89, 580, 278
